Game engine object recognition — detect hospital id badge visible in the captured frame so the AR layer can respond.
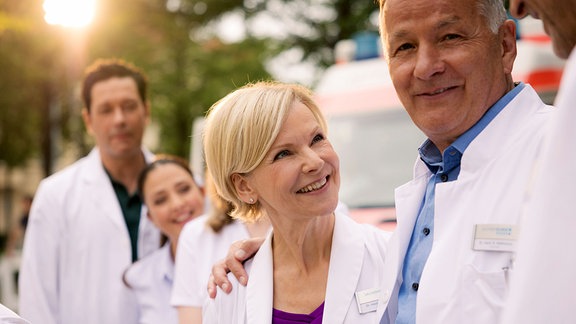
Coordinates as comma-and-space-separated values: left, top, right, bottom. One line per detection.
472, 224, 518, 252
355, 287, 380, 314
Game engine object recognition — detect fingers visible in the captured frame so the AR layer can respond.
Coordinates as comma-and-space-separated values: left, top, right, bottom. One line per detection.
226, 237, 264, 285
207, 274, 218, 299
208, 237, 265, 298
208, 259, 232, 298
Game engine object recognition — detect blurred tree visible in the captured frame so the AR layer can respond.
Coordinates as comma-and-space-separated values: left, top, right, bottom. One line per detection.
0, 0, 69, 175
238, 0, 380, 82
80, 0, 275, 158
0, 0, 376, 173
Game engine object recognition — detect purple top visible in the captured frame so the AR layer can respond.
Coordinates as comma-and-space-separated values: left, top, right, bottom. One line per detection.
272, 302, 325, 324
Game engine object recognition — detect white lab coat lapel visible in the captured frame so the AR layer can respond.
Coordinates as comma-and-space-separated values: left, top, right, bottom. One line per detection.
393, 161, 429, 273
376, 168, 427, 323
81, 148, 159, 258
245, 233, 274, 324
323, 213, 365, 323
81, 149, 127, 232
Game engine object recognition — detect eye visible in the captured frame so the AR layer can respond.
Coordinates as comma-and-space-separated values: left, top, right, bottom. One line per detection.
311, 133, 324, 144
121, 100, 138, 112
398, 43, 414, 51
152, 196, 167, 206
442, 33, 461, 41
394, 43, 415, 55
97, 104, 113, 115
177, 184, 192, 194
273, 150, 291, 161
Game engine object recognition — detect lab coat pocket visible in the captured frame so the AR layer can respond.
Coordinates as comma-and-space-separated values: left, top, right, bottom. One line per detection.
461, 264, 507, 322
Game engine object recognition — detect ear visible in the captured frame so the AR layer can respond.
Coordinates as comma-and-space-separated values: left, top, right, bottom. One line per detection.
82, 107, 95, 136
500, 20, 518, 75
144, 101, 151, 126
231, 173, 256, 203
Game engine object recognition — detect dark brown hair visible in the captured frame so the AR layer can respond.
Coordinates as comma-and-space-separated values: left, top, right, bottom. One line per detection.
81, 58, 148, 112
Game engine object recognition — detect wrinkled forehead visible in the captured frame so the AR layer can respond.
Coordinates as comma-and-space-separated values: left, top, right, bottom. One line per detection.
380, 0, 479, 36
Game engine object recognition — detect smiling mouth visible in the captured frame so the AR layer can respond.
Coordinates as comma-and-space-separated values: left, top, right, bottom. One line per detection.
297, 176, 329, 193
175, 212, 193, 223
420, 86, 457, 96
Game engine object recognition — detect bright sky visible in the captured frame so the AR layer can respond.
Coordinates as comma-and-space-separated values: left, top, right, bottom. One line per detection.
43, 0, 96, 27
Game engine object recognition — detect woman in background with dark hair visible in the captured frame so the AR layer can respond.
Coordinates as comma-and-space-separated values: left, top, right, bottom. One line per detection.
124, 155, 205, 324
171, 170, 271, 324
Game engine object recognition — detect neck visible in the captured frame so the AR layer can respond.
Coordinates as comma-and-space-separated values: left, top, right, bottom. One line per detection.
101, 149, 146, 194
245, 216, 271, 238
271, 213, 335, 274
170, 239, 178, 262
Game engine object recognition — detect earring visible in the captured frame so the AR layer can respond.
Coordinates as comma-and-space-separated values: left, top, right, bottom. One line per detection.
249, 198, 254, 204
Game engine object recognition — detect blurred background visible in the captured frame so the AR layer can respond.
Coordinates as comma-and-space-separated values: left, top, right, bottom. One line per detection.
0, 0, 380, 235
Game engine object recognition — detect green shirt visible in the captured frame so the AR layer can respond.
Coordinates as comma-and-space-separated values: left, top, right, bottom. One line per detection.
106, 170, 142, 263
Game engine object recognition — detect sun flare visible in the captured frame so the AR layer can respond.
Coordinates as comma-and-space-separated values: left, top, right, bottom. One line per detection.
43, 0, 96, 28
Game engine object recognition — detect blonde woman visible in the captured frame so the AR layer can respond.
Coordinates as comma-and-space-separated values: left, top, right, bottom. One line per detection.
202, 81, 390, 323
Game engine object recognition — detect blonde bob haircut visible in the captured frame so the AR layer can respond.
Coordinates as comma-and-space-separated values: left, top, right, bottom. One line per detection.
203, 81, 328, 222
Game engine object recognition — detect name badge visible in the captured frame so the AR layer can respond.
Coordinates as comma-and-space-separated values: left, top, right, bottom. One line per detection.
473, 224, 518, 252
355, 287, 380, 314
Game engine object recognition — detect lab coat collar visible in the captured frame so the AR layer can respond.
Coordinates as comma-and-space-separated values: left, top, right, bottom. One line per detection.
245, 231, 274, 323
461, 85, 549, 173
323, 212, 366, 323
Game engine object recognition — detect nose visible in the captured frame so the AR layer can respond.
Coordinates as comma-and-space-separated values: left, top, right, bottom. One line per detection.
170, 194, 186, 211
508, 0, 529, 19
112, 107, 127, 124
413, 44, 445, 80
301, 147, 324, 174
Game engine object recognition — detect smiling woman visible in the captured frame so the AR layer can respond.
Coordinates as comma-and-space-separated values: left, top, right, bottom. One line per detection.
43, 0, 96, 27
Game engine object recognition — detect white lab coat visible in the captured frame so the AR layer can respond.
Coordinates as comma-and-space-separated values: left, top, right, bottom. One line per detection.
377, 84, 554, 324
501, 48, 576, 324
0, 303, 29, 324
171, 214, 251, 307
19, 148, 161, 324
124, 243, 177, 324
203, 211, 391, 324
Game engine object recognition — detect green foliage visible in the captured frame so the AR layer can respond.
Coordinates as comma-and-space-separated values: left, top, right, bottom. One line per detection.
0, 0, 68, 171
0, 0, 377, 173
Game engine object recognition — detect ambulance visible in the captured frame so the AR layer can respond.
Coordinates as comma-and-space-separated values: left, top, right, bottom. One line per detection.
314, 18, 565, 231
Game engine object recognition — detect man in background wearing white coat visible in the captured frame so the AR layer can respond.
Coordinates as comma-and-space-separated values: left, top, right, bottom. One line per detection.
501, 0, 576, 323
210, 1, 555, 323
19, 59, 160, 324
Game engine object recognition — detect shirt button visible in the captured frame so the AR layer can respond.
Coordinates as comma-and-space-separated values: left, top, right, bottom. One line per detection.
423, 227, 430, 236
440, 174, 448, 182
412, 282, 419, 291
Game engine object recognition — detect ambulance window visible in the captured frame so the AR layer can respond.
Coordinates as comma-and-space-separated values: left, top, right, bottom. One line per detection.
327, 108, 426, 209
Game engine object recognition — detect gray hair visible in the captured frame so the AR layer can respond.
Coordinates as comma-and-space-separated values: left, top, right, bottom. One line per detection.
478, 0, 508, 33
378, 0, 508, 34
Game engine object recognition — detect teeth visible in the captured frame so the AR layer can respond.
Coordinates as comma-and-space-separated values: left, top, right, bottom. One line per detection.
298, 177, 327, 193
175, 213, 190, 223
431, 88, 448, 95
